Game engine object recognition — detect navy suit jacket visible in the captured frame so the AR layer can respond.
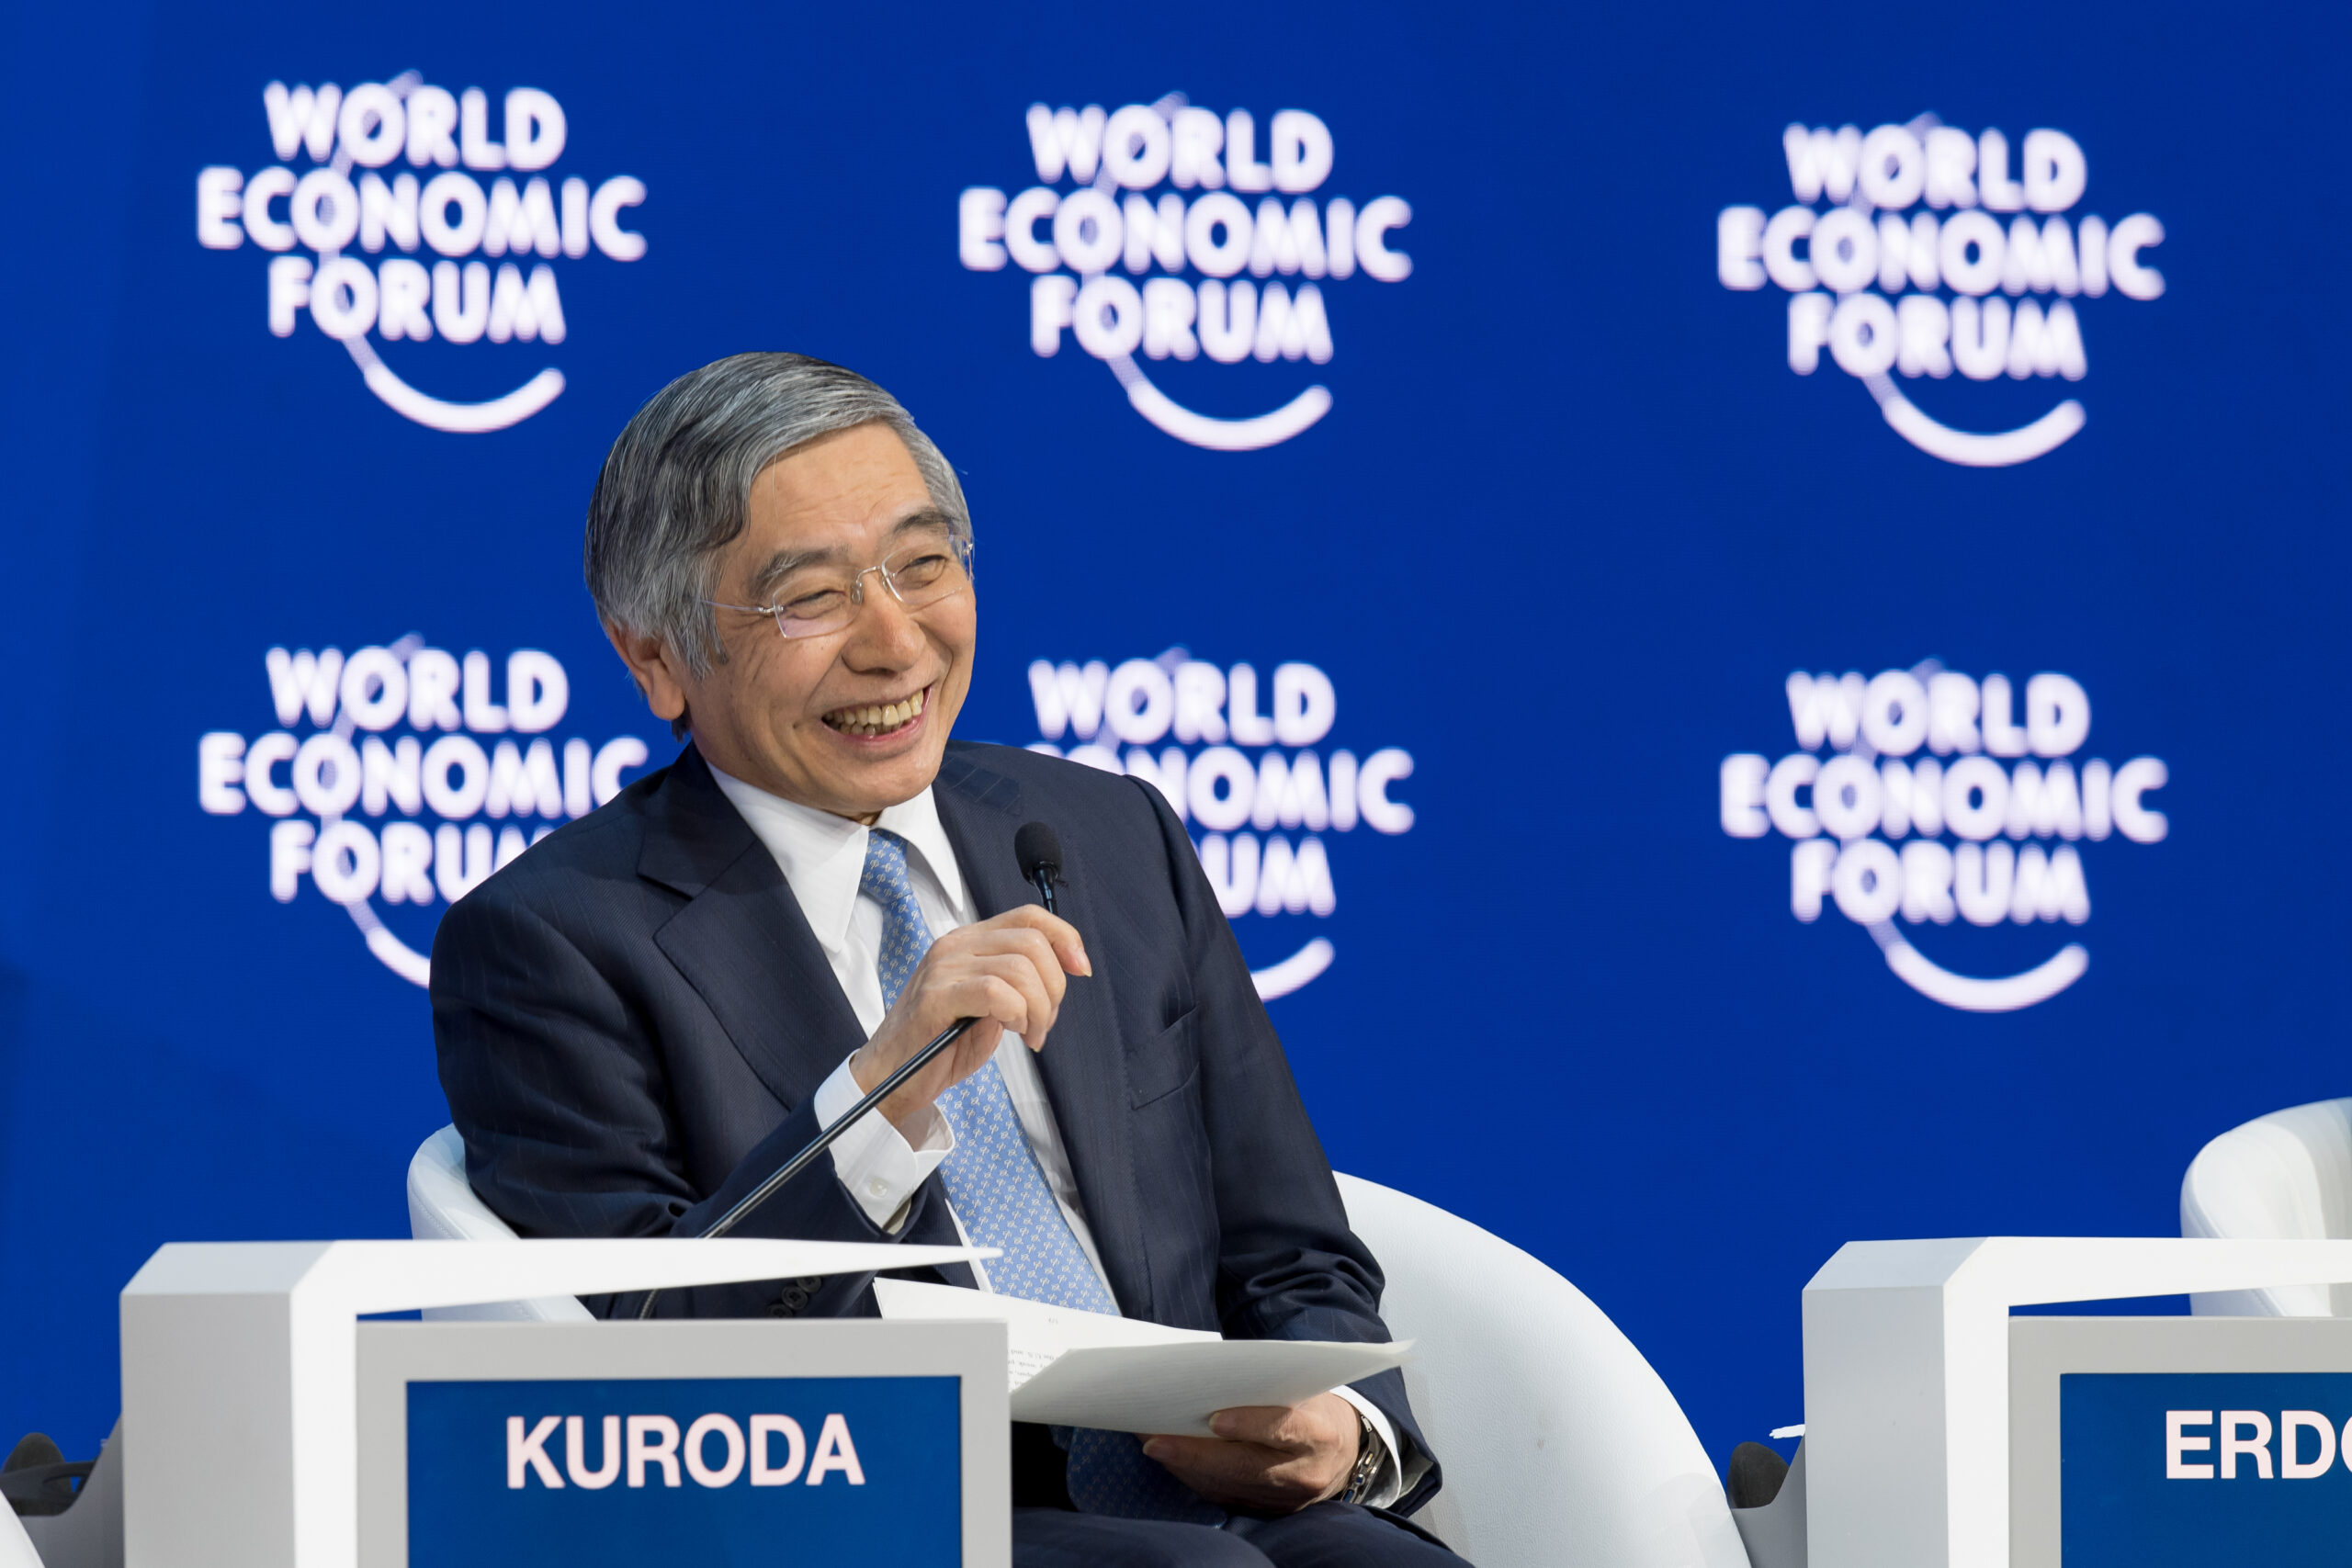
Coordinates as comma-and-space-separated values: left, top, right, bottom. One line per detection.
432, 739, 1439, 1514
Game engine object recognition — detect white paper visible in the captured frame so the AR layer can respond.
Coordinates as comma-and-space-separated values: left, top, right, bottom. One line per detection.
876, 1278, 1217, 1387
873, 1279, 1412, 1437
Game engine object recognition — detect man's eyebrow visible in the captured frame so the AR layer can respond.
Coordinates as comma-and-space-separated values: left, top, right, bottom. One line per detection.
886, 506, 958, 539
747, 546, 842, 597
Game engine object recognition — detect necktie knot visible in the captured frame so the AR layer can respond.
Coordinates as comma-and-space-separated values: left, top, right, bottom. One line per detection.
858, 827, 913, 900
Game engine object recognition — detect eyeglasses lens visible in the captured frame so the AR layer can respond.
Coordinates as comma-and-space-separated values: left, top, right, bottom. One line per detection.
768, 536, 968, 638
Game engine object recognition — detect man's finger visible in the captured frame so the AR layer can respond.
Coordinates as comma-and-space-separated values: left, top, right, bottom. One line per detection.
965, 923, 1085, 989
974, 906, 1091, 976
1138, 1435, 1328, 1509
922, 973, 1029, 1038
1140, 1434, 1276, 1482
982, 928, 1069, 1007
1206, 1406, 1312, 1450
971, 953, 1058, 1044
958, 1019, 1006, 1063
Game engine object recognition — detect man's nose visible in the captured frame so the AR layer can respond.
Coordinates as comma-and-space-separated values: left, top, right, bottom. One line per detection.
843, 581, 927, 666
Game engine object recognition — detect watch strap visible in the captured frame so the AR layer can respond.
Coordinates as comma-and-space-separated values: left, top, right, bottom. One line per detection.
1340, 1408, 1384, 1505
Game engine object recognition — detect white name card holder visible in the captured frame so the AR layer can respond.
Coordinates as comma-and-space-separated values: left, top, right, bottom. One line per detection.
2007, 1313, 2352, 1568
1802, 1236, 2352, 1568
120, 1238, 1001, 1568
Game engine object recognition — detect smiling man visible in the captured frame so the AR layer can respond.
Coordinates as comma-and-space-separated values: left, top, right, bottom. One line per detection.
432, 353, 1461, 1567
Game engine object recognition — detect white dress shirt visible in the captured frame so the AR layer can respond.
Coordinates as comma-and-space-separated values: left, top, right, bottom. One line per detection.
707, 764, 1412, 1507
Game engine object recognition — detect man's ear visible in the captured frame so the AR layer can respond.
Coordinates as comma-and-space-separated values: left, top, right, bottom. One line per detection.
604, 621, 691, 728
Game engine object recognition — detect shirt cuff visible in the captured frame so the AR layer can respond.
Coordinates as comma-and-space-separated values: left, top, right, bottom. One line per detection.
1333, 1385, 1419, 1511
814, 1056, 954, 1232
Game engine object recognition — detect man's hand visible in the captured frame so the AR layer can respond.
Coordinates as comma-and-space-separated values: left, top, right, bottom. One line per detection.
849, 907, 1091, 1134
1138, 1393, 1363, 1515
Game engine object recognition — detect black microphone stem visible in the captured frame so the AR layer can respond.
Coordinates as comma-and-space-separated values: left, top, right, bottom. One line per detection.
636, 1013, 975, 1318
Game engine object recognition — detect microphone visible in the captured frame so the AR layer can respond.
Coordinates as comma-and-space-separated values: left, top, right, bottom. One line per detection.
637, 821, 1065, 1318
1014, 821, 1062, 915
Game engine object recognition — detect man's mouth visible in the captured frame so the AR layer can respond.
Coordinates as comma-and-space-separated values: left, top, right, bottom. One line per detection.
822, 686, 927, 737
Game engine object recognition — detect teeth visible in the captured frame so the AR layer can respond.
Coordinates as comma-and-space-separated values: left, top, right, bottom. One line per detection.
828, 690, 928, 735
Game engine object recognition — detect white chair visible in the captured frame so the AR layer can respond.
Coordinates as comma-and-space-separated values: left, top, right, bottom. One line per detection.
406, 1125, 593, 1321
408, 1130, 1750, 1568
15, 1422, 121, 1568
2180, 1097, 2352, 1316
1336, 1174, 1749, 1568
2, 1505, 45, 1568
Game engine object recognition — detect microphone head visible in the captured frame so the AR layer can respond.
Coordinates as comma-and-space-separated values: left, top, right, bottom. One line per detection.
1014, 821, 1063, 883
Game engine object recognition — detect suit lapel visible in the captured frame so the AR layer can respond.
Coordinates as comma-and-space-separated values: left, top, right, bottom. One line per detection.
641, 747, 867, 1114
933, 748, 1153, 1318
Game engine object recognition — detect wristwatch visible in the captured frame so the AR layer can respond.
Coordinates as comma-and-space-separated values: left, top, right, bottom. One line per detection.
1339, 1409, 1384, 1505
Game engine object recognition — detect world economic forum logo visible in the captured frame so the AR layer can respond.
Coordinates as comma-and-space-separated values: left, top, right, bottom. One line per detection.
194, 76, 648, 433
197, 638, 652, 985
1717, 118, 2164, 466
1023, 651, 1414, 998
958, 97, 1413, 451
1720, 664, 2168, 1011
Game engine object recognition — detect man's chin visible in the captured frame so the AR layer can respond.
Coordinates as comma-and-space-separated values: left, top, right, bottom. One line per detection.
811, 741, 947, 818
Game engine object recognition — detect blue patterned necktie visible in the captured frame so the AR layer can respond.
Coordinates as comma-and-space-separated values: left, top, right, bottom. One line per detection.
860, 829, 1223, 1525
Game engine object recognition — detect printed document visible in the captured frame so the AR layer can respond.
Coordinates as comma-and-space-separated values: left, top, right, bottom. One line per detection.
873, 1278, 1412, 1437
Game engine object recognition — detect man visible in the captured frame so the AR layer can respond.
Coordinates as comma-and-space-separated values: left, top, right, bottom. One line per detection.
433, 353, 1463, 1567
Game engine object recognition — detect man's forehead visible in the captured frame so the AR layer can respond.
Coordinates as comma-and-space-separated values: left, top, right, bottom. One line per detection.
746, 424, 930, 536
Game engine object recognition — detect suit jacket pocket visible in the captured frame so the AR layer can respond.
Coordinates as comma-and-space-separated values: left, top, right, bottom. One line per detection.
1127, 1006, 1200, 1109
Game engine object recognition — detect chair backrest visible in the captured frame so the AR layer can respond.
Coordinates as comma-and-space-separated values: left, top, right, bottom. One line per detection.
1336, 1173, 1750, 1568
17, 1419, 121, 1568
2181, 1098, 2352, 1316
406, 1126, 595, 1322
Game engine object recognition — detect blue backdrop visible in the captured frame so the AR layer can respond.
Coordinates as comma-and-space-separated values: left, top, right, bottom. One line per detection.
3, 0, 2346, 1482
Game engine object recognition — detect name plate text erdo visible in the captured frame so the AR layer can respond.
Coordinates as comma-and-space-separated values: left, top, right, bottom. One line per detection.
2064, 1372, 2352, 1567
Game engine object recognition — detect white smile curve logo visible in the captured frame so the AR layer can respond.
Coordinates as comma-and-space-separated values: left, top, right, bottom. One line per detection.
1250, 937, 1333, 1000
1863, 374, 2085, 468
1109, 355, 1329, 452
346, 894, 435, 985
1868, 921, 2087, 1011
345, 336, 565, 434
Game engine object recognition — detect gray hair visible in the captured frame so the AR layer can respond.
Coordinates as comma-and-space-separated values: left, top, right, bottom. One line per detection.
584, 352, 971, 686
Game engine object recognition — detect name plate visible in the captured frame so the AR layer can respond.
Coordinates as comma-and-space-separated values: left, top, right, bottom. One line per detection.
2010, 1315, 2352, 1568
357, 1318, 1008, 1568
2061, 1371, 2352, 1566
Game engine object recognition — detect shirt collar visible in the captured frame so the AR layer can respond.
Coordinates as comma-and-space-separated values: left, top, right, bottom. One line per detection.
706, 762, 968, 957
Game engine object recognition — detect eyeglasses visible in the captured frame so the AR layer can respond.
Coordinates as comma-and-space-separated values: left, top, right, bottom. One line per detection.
704, 532, 974, 641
